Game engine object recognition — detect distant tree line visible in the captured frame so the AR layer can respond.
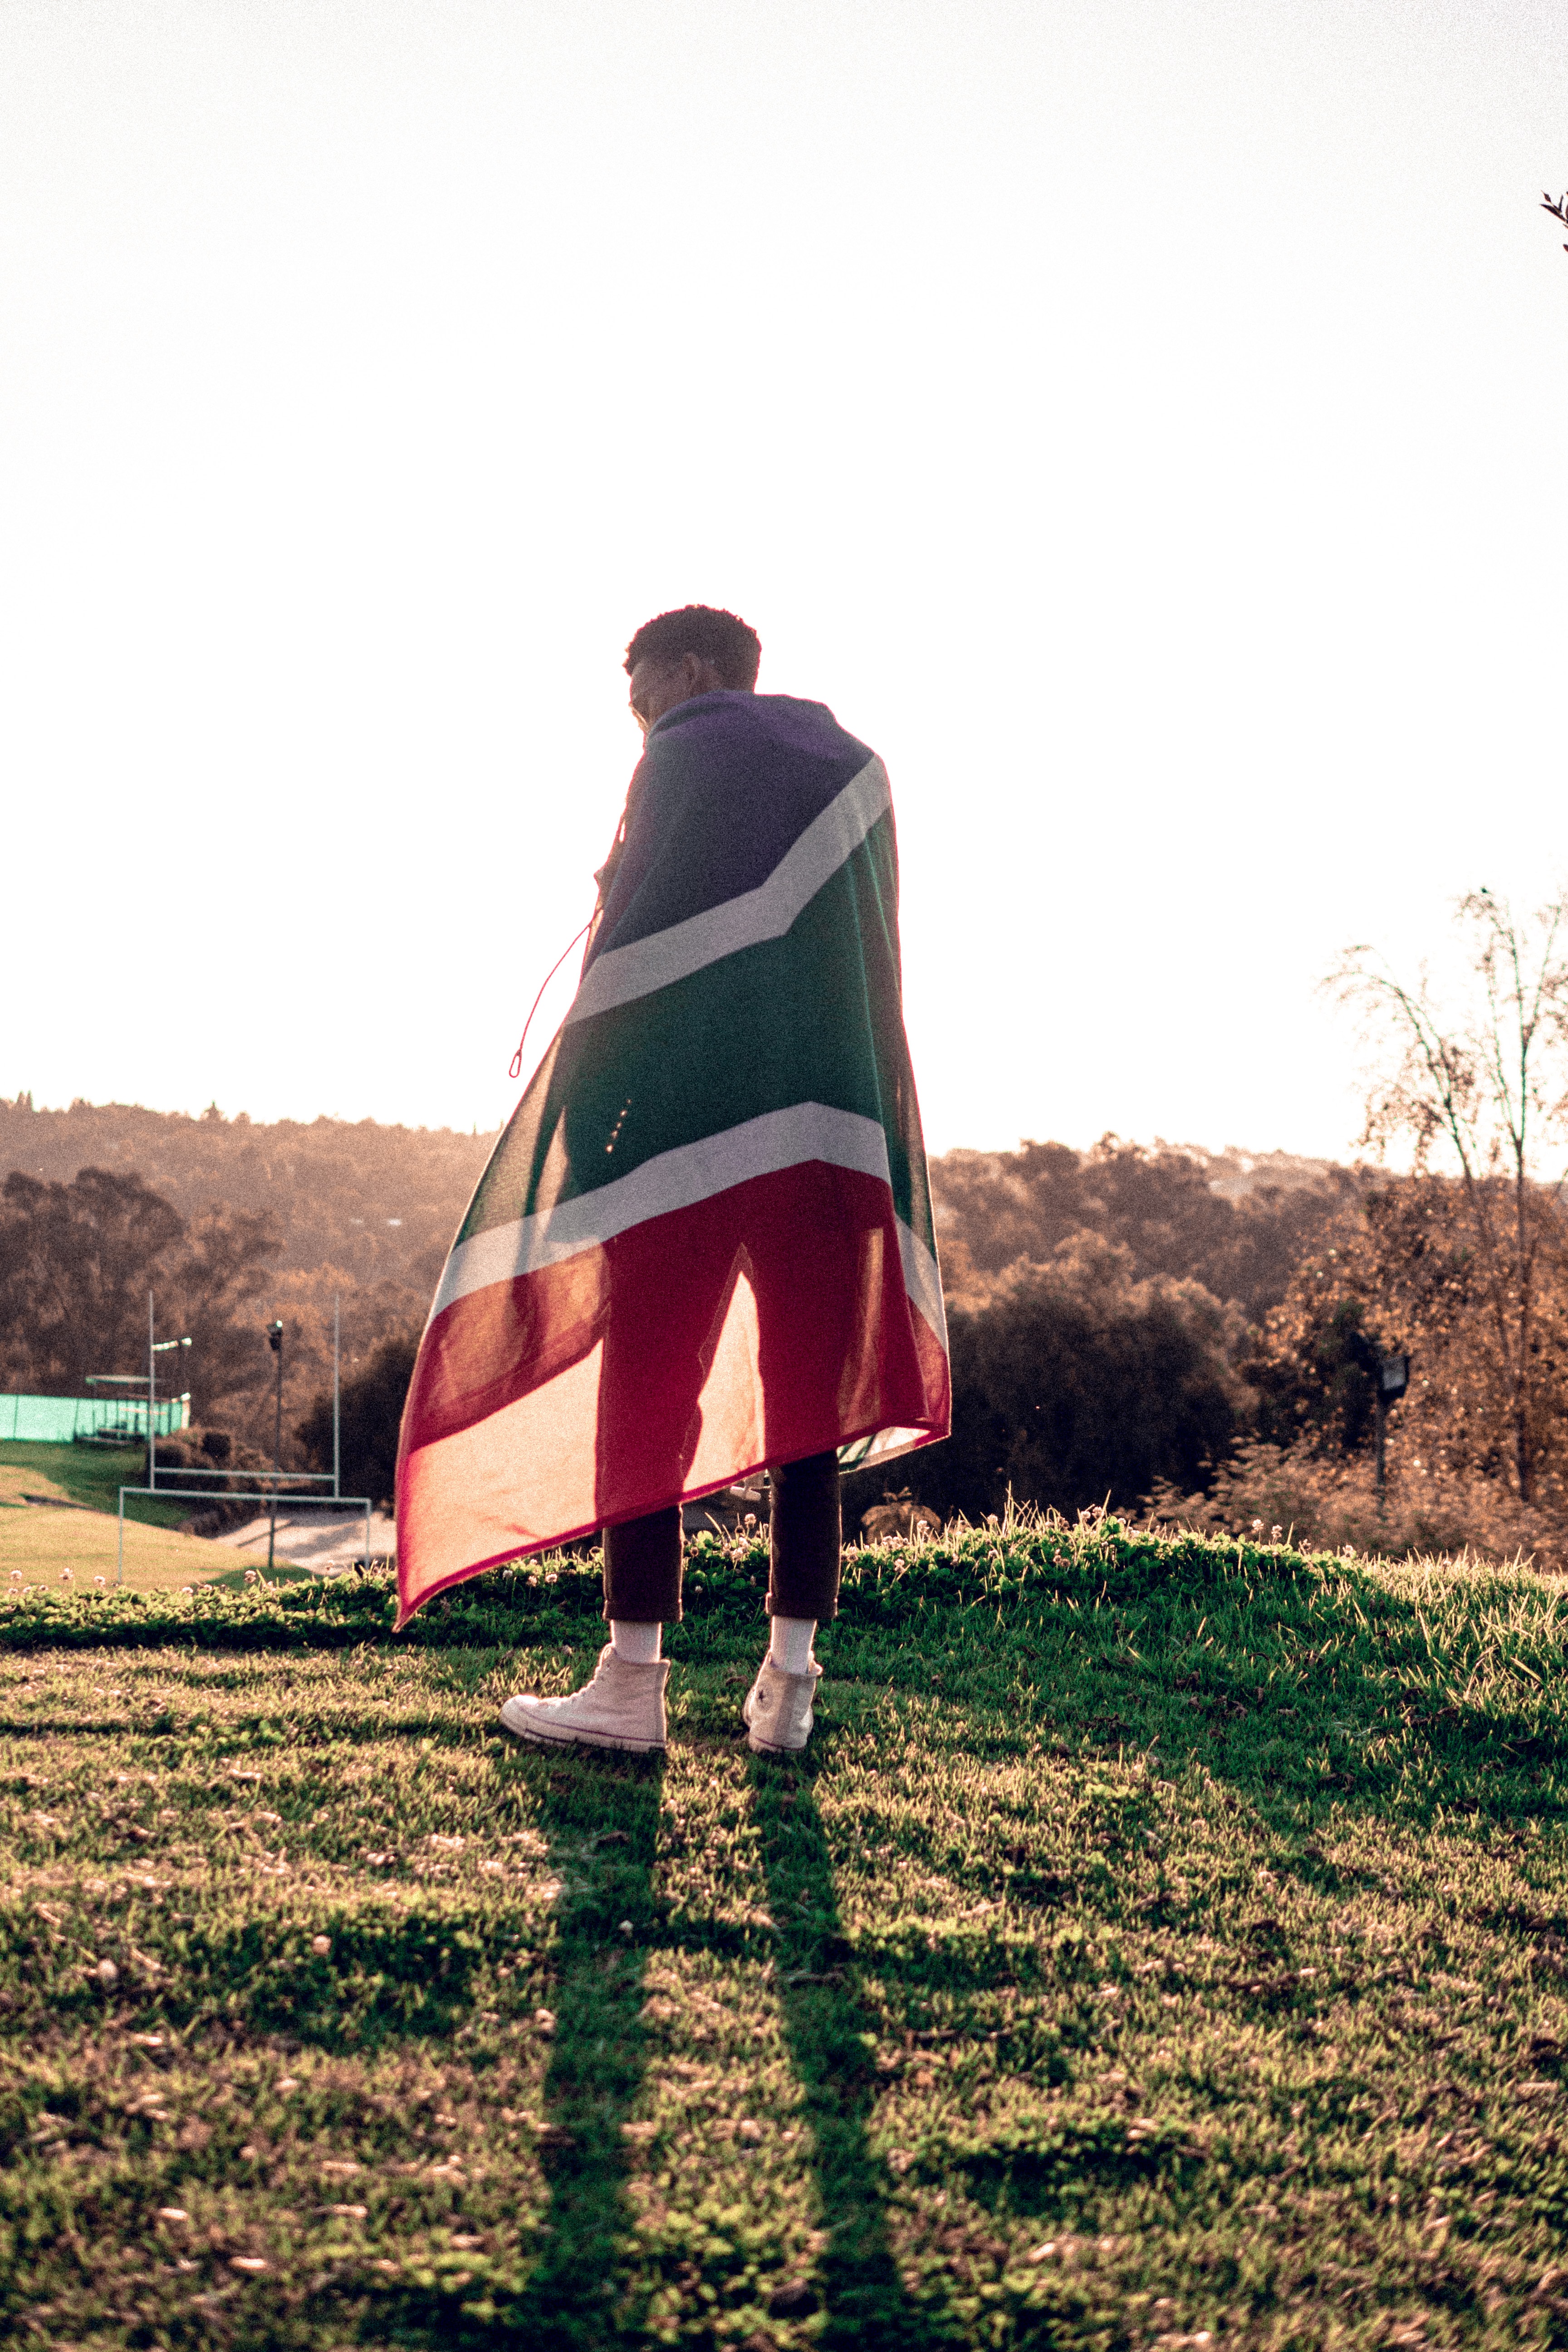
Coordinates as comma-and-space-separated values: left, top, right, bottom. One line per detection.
893, 890, 1568, 1560
0, 1131, 1465, 1531
0, 1163, 421, 1469
0, 1167, 282, 1421
906, 1233, 1242, 1526
881, 1136, 1353, 1526
903, 1137, 1568, 1539
0, 1094, 490, 1292
932, 1135, 1353, 1321
14, 884, 1568, 1567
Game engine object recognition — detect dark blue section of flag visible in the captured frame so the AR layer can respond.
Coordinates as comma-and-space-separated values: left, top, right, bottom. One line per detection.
585, 692, 874, 968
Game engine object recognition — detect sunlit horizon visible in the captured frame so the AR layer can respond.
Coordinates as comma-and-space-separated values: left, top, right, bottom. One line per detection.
4, 1, 1566, 1164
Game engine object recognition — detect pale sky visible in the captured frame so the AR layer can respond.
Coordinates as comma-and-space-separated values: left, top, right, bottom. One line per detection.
3, 0, 1565, 1162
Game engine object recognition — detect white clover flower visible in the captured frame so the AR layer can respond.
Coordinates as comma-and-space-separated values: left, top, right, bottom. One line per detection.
1250, 1519, 1264, 1532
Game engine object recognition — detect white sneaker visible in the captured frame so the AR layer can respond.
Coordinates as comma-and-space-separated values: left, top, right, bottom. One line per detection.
743, 1657, 823, 1755
499, 1643, 669, 1754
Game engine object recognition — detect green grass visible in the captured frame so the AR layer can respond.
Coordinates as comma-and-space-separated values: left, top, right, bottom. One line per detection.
0, 1441, 195, 1531
5, 1515, 1568, 2347
0, 1442, 235, 1595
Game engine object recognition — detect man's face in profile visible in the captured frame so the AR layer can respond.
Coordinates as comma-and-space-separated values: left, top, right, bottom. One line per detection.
627, 652, 731, 737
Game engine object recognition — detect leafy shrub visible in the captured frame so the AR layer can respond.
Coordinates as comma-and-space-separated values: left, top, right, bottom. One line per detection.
931, 1133, 1352, 1318
295, 1330, 419, 1508
914, 1236, 1244, 1524
1147, 1436, 1563, 1569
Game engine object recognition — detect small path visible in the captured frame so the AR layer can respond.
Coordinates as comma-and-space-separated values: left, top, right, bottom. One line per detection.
216, 1509, 396, 1573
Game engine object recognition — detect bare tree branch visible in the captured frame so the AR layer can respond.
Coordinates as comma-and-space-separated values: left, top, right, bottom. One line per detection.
1324, 891, 1568, 1500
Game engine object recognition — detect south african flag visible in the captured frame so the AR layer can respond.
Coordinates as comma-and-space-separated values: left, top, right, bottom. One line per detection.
395, 689, 950, 1625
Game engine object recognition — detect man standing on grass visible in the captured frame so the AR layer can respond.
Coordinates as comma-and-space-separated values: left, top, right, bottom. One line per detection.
394, 604, 948, 1754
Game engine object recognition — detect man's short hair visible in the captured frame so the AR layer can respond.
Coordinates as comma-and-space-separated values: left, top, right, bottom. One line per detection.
623, 605, 761, 690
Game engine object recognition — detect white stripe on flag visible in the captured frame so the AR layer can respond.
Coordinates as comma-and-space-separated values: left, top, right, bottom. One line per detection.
431, 1098, 946, 1349
897, 1216, 948, 1352
564, 755, 892, 1025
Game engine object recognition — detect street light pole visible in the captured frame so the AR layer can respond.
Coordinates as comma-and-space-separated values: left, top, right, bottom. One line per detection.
266, 1320, 284, 1573
1375, 1351, 1411, 1513
147, 1290, 156, 1491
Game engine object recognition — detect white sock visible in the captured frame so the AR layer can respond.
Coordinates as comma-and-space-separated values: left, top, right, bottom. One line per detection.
610, 1620, 662, 1665
768, 1615, 816, 1676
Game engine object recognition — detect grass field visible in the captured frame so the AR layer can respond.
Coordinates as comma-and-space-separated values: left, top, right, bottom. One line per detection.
0, 1443, 195, 1529
5, 1516, 1568, 2348
0, 1446, 225, 1596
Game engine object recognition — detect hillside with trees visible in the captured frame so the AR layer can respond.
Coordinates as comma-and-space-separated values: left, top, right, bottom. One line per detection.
0, 1096, 495, 1290
8, 885, 1568, 1574
0, 1099, 1362, 1516
0, 1098, 496, 1463
931, 1136, 1354, 1317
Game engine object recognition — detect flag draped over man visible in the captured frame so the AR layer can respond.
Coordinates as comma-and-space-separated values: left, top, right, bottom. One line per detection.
395, 612, 949, 1736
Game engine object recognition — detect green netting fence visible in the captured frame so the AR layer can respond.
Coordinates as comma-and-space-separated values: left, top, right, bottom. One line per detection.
0, 1394, 191, 1443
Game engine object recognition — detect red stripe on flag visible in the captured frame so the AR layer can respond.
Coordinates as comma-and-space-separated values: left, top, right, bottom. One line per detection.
395, 1161, 948, 1623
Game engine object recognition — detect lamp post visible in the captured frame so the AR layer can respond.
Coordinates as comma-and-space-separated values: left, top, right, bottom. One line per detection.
147, 1291, 157, 1491
1375, 1351, 1410, 1509
266, 1320, 284, 1573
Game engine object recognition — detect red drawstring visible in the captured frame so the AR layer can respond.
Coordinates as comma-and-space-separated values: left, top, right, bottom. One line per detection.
508, 922, 593, 1081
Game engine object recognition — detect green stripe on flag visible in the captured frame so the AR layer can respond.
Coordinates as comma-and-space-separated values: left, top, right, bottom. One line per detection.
460, 813, 933, 1250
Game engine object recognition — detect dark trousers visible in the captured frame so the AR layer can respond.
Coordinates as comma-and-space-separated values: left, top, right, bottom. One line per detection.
603, 1448, 842, 1624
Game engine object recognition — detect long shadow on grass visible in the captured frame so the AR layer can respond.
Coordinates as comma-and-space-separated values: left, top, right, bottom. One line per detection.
749, 1750, 940, 2352
512, 1745, 666, 2348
